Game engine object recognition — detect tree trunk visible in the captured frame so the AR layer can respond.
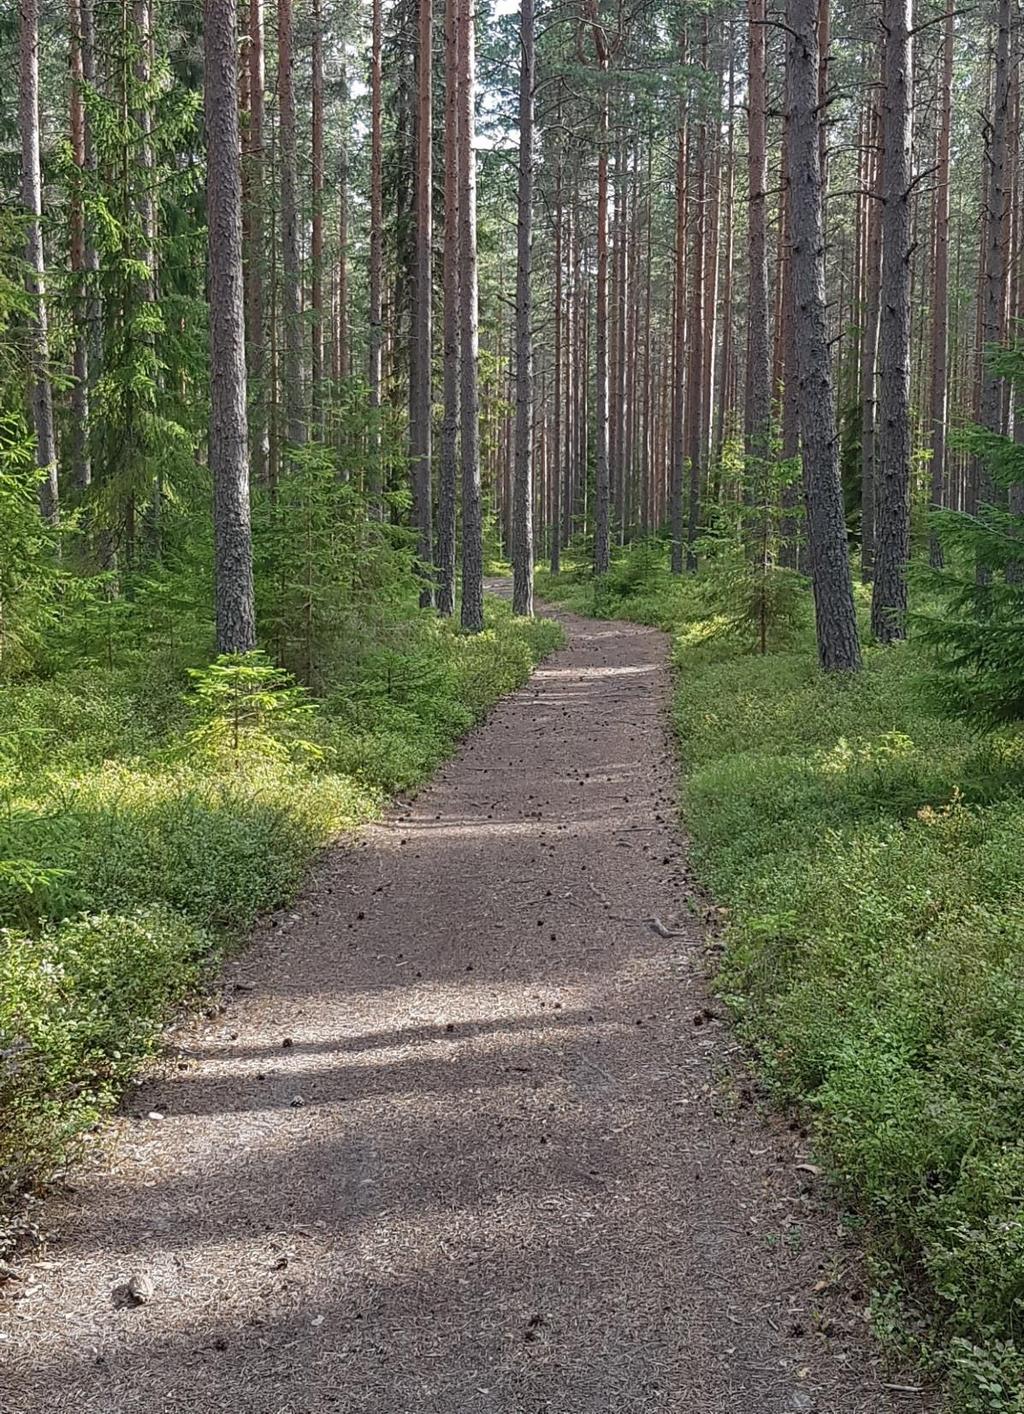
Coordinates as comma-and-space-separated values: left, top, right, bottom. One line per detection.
19, 0, 58, 524
551, 145, 563, 575
69, 0, 92, 494
204, 0, 256, 653
670, 108, 687, 574
745, 0, 772, 496
588, 5, 611, 575
243, 0, 268, 486
511, 0, 535, 615
437, 0, 460, 617
928, 5, 953, 569
870, 0, 913, 643
368, 0, 383, 506
977, 0, 1012, 493
786, 0, 861, 670
277, 0, 305, 446
458, 0, 484, 631
687, 99, 706, 572
310, 0, 325, 433
859, 94, 882, 582
411, 0, 434, 605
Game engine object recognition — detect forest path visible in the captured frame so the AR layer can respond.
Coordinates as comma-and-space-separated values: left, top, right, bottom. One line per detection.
1, 589, 933, 1414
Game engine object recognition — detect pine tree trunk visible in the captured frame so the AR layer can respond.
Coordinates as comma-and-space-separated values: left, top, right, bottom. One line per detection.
411, 0, 434, 606
928, 5, 953, 569
311, 0, 325, 433
69, 0, 92, 495
368, 0, 383, 506
588, 3, 611, 575
243, 0, 268, 486
859, 95, 882, 583
277, 0, 306, 446
204, 0, 256, 653
978, 0, 1012, 493
551, 146, 563, 574
458, 0, 484, 631
337, 38, 350, 385
437, 0, 460, 617
686, 101, 706, 572
870, 0, 913, 643
745, 0, 772, 497
670, 109, 687, 574
512, 0, 535, 614
786, 0, 861, 670
19, 0, 58, 524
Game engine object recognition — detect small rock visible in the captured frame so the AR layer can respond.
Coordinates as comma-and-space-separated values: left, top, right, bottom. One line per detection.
290, 1095, 305, 1108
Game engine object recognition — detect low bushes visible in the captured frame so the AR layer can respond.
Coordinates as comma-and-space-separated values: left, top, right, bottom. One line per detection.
539, 550, 1024, 1411
0, 598, 561, 1210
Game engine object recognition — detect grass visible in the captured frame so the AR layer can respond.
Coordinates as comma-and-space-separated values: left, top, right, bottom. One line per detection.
538, 546, 1024, 1413
0, 596, 562, 1219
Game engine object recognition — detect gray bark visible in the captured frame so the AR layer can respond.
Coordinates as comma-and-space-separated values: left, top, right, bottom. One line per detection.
512, 0, 535, 616
437, 0, 460, 618
277, 0, 306, 446
368, 0, 383, 508
69, 0, 93, 494
745, 0, 772, 490
204, 0, 256, 653
19, 0, 58, 524
927, 7, 953, 569
458, 0, 484, 632
551, 150, 563, 576
785, 0, 861, 670
870, 0, 912, 643
593, 83, 611, 576
243, 0, 268, 486
978, 0, 1012, 475
859, 95, 882, 582
410, 0, 434, 606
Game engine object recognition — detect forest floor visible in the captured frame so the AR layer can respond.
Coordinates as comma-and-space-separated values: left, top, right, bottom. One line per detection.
0, 587, 935, 1414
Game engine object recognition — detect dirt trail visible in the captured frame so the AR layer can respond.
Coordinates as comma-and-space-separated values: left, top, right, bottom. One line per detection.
1, 592, 933, 1414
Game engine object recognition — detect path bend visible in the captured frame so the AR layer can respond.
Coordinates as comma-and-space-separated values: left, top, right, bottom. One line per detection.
0, 594, 933, 1414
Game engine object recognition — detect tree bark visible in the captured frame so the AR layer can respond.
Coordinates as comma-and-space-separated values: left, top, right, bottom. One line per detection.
69, 0, 93, 495
512, 0, 535, 615
977, 0, 1012, 495
204, 0, 256, 653
870, 0, 913, 643
411, 0, 434, 605
19, 0, 58, 524
859, 94, 882, 582
368, 0, 384, 507
243, 0, 269, 486
458, 0, 484, 631
745, 0, 772, 496
786, 0, 861, 670
311, 0, 325, 433
277, 0, 306, 446
928, 5, 953, 569
437, 0, 460, 617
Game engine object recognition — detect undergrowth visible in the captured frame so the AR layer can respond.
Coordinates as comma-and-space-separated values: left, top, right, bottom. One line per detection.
538, 544, 1024, 1413
0, 597, 561, 1219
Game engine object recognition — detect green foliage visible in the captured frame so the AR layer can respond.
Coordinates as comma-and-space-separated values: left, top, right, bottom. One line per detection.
0, 594, 561, 1213
695, 553, 809, 654
0, 907, 210, 1199
184, 652, 318, 763
540, 552, 1024, 1409
0, 425, 60, 675
919, 350, 1024, 727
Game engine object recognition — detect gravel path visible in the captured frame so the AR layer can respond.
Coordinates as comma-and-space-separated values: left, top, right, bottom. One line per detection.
0, 595, 935, 1414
